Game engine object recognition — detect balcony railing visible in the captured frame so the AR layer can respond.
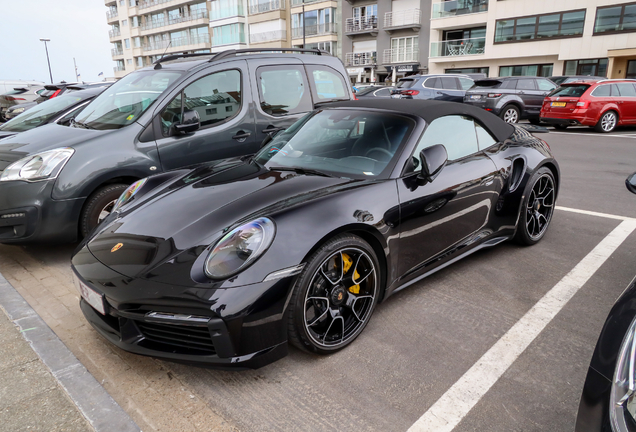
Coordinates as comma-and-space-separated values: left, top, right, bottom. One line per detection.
210, 0, 245, 20
432, 0, 488, 19
212, 31, 247, 46
114, 65, 125, 72
139, 0, 180, 10
141, 10, 209, 31
109, 28, 121, 38
111, 47, 124, 56
384, 9, 421, 28
249, 29, 287, 43
345, 51, 376, 66
248, 0, 285, 15
106, 10, 118, 20
142, 34, 210, 51
290, 0, 324, 5
383, 47, 418, 64
345, 16, 378, 33
291, 22, 337, 39
430, 37, 486, 57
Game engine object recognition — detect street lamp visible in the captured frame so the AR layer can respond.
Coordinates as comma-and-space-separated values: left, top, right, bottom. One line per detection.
39, 38, 53, 84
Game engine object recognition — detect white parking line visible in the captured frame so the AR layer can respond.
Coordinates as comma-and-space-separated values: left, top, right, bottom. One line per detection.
550, 131, 636, 138
556, 205, 636, 222
408, 210, 636, 432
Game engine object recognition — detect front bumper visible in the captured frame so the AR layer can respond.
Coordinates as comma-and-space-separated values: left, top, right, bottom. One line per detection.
72, 245, 296, 369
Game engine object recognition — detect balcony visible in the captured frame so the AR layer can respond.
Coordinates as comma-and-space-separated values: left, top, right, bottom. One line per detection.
345, 51, 376, 67
384, 9, 421, 33
249, 0, 285, 15
345, 16, 378, 36
430, 37, 485, 57
141, 10, 209, 31
291, 22, 337, 39
109, 28, 121, 39
383, 47, 418, 64
139, 0, 182, 11
114, 65, 125, 72
142, 34, 210, 52
106, 10, 118, 22
111, 47, 124, 57
432, 0, 488, 19
212, 30, 247, 46
105, 0, 116, 5
290, 0, 327, 6
250, 29, 287, 43
210, 0, 245, 21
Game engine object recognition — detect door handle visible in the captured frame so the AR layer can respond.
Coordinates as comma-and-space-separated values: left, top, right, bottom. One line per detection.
262, 125, 285, 134
518, 91, 525, 95
232, 131, 251, 141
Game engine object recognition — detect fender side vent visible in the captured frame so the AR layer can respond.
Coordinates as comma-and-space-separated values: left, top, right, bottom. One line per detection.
509, 158, 525, 193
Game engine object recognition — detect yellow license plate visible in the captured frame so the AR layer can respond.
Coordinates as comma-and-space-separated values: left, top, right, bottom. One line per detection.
551, 102, 566, 107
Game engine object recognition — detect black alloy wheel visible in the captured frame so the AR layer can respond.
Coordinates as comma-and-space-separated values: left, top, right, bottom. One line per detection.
80, 184, 129, 238
515, 167, 556, 245
288, 234, 380, 354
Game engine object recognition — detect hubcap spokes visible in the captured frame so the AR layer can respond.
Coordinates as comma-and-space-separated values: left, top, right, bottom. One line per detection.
603, 113, 616, 132
525, 175, 555, 239
304, 248, 376, 347
98, 199, 117, 223
504, 109, 518, 123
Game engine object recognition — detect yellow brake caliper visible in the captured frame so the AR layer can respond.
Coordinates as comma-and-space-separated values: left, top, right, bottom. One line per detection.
341, 253, 360, 294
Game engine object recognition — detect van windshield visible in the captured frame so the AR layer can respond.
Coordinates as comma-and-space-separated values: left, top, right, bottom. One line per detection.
73, 70, 182, 130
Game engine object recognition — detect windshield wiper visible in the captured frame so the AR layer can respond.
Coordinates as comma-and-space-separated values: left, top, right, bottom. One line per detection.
313, 98, 351, 106
268, 166, 334, 178
71, 119, 95, 130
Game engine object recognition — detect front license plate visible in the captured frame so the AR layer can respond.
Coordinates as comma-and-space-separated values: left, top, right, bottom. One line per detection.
551, 102, 566, 107
470, 95, 482, 100
74, 274, 106, 315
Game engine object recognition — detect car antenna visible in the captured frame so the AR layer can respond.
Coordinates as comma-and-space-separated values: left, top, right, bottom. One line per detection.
154, 42, 172, 70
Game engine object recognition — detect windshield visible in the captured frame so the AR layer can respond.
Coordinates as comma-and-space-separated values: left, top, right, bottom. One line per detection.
254, 109, 414, 179
548, 84, 591, 97
73, 70, 182, 130
0, 94, 85, 132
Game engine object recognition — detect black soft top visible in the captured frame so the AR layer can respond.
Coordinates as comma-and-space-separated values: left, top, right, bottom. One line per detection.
326, 99, 515, 142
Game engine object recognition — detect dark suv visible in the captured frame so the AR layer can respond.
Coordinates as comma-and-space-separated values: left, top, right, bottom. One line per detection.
390, 74, 474, 103
463, 77, 557, 123
0, 49, 352, 244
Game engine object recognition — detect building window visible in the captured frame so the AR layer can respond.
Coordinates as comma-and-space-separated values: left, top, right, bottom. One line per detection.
445, 67, 489, 76
296, 41, 336, 55
389, 36, 418, 63
119, 0, 124, 6
121, 19, 128, 26
594, 2, 636, 35
494, 9, 585, 43
563, 58, 608, 77
129, 0, 137, 6
124, 39, 130, 49
499, 64, 553, 77
212, 23, 246, 46
127, 59, 132, 65
136, 57, 144, 67
292, 8, 336, 38
131, 16, 139, 27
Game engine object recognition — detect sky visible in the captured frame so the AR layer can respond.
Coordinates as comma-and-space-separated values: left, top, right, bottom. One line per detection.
0, 0, 114, 84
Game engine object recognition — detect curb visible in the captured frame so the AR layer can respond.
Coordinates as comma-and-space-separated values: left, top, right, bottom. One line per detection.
0, 271, 140, 432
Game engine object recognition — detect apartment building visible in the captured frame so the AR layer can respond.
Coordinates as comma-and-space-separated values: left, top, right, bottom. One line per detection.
340, 0, 432, 84
107, 0, 341, 77
427, 0, 636, 79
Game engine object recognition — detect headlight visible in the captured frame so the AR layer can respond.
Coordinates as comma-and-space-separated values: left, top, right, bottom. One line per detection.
10, 107, 25, 114
0, 148, 74, 182
204, 218, 275, 279
112, 178, 147, 212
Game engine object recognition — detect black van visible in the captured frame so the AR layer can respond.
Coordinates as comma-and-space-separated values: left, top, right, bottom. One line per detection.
0, 49, 353, 243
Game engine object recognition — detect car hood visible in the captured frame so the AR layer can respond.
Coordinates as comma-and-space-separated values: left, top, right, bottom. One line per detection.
0, 123, 107, 171
85, 160, 355, 282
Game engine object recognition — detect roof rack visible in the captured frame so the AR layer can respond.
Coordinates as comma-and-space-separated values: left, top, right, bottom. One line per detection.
152, 52, 216, 68
595, 78, 636, 83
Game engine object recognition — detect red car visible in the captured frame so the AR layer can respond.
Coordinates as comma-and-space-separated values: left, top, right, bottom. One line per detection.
540, 79, 636, 133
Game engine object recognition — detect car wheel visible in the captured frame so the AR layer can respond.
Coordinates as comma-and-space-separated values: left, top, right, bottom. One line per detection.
554, 124, 569, 130
288, 234, 380, 354
80, 184, 129, 238
595, 110, 618, 133
500, 106, 520, 124
515, 167, 556, 245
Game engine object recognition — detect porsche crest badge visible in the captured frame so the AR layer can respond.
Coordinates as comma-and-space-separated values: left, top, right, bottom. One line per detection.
111, 243, 124, 252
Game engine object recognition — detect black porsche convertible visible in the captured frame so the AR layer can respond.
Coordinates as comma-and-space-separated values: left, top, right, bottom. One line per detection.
71, 99, 560, 369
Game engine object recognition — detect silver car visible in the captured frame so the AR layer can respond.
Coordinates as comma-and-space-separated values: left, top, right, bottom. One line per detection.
0, 85, 45, 120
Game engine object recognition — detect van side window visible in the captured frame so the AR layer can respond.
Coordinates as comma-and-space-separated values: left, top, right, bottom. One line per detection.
306, 65, 348, 101
257, 65, 312, 116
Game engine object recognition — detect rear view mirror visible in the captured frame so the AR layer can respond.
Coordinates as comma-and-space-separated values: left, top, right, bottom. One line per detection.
626, 172, 636, 194
419, 144, 448, 182
174, 109, 200, 134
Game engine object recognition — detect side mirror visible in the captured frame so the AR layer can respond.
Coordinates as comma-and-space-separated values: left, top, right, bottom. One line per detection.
626, 172, 636, 194
418, 144, 448, 182
174, 109, 200, 134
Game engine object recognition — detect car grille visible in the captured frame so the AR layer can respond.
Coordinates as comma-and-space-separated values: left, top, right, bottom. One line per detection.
137, 321, 216, 355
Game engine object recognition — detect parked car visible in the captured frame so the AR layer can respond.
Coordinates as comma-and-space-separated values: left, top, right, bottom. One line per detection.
540, 79, 636, 133
0, 85, 46, 120
4, 101, 37, 120
575, 173, 636, 432
34, 81, 81, 103
464, 77, 557, 124
0, 49, 353, 244
0, 87, 108, 139
548, 75, 605, 86
355, 85, 395, 99
0, 80, 44, 96
390, 74, 474, 103
71, 98, 559, 369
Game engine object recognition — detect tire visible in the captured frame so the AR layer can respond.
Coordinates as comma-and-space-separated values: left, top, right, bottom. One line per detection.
288, 234, 380, 354
554, 124, 569, 130
515, 167, 556, 246
80, 184, 129, 238
500, 105, 520, 124
595, 110, 618, 133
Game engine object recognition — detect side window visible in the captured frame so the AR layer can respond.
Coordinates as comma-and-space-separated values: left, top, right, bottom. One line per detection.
475, 122, 497, 150
424, 77, 439, 89
516, 79, 536, 90
375, 88, 391, 97
412, 115, 479, 165
160, 69, 242, 136
591, 84, 611, 97
504, 80, 517, 89
257, 65, 312, 116
307, 65, 347, 101
616, 83, 636, 97
610, 84, 620, 96
537, 79, 556, 91
458, 77, 474, 90
440, 77, 459, 90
